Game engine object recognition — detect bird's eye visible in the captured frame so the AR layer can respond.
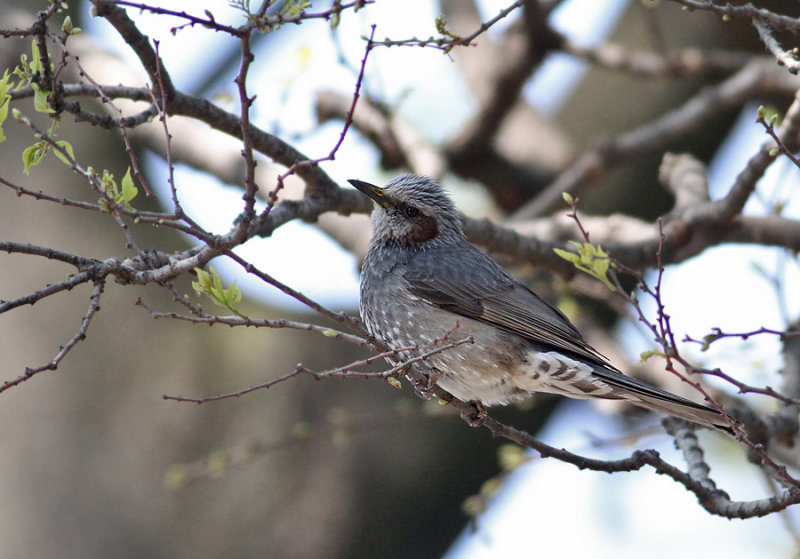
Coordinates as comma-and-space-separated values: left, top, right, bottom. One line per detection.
404, 205, 420, 218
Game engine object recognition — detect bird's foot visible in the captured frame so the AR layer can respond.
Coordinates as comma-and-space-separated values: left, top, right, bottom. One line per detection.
460, 400, 487, 428
412, 368, 441, 399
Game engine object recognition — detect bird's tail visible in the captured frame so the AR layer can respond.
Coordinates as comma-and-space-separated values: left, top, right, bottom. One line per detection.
590, 364, 734, 434
622, 390, 734, 434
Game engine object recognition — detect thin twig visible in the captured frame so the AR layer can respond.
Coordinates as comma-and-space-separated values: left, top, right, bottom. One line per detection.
163, 336, 474, 403
1, 279, 105, 393
137, 298, 371, 347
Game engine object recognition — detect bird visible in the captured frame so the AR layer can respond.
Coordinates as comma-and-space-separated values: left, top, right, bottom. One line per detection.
349, 174, 733, 433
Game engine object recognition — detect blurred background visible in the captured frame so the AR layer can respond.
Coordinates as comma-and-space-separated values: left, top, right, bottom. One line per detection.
1, 0, 799, 557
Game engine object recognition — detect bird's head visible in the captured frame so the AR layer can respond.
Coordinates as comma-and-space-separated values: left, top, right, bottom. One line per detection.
348, 175, 463, 248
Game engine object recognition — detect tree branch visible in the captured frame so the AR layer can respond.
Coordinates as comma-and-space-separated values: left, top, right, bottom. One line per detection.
513, 60, 800, 218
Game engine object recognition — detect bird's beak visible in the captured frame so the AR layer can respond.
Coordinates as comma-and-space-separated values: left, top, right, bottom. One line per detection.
348, 179, 393, 209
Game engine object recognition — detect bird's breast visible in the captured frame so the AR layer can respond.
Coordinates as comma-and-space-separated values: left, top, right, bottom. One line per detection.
359, 272, 530, 404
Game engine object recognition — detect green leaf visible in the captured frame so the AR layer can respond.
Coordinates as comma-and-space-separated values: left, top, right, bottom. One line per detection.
700, 333, 722, 352
192, 266, 246, 317
22, 142, 46, 174
30, 40, 42, 73
96, 168, 135, 210
553, 247, 580, 265
0, 70, 12, 143
192, 267, 212, 293
282, 0, 309, 17
639, 349, 666, 363
553, 241, 616, 291
32, 83, 54, 114
53, 140, 74, 166
435, 14, 448, 34
97, 169, 118, 210
121, 166, 137, 207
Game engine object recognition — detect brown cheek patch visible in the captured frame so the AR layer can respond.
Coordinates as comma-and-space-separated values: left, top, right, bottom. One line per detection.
398, 215, 439, 245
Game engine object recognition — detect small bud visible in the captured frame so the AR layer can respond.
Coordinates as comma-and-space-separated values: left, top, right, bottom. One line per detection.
163, 465, 189, 490
206, 452, 227, 478
292, 421, 313, 440
480, 477, 501, 497
498, 444, 526, 472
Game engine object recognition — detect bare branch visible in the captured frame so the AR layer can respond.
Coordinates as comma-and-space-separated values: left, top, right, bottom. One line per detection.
752, 16, 800, 75
1, 279, 105, 393
91, 0, 176, 100
138, 299, 371, 348
163, 336, 474, 403
670, 0, 800, 36
561, 39, 752, 78
223, 249, 366, 336
458, 393, 800, 518
367, 0, 526, 52
0, 267, 100, 314
513, 60, 800, 218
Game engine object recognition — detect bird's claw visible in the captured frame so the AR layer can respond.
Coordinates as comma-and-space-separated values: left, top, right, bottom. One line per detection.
412, 369, 441, 399
460, 400, 487, 427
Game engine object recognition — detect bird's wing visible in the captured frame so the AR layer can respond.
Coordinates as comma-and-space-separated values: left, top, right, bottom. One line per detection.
403, 244, 613, 367
404, 244, 732, 431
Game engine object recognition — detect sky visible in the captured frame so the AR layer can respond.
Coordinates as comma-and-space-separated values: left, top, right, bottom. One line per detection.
85, 0, 800, 556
